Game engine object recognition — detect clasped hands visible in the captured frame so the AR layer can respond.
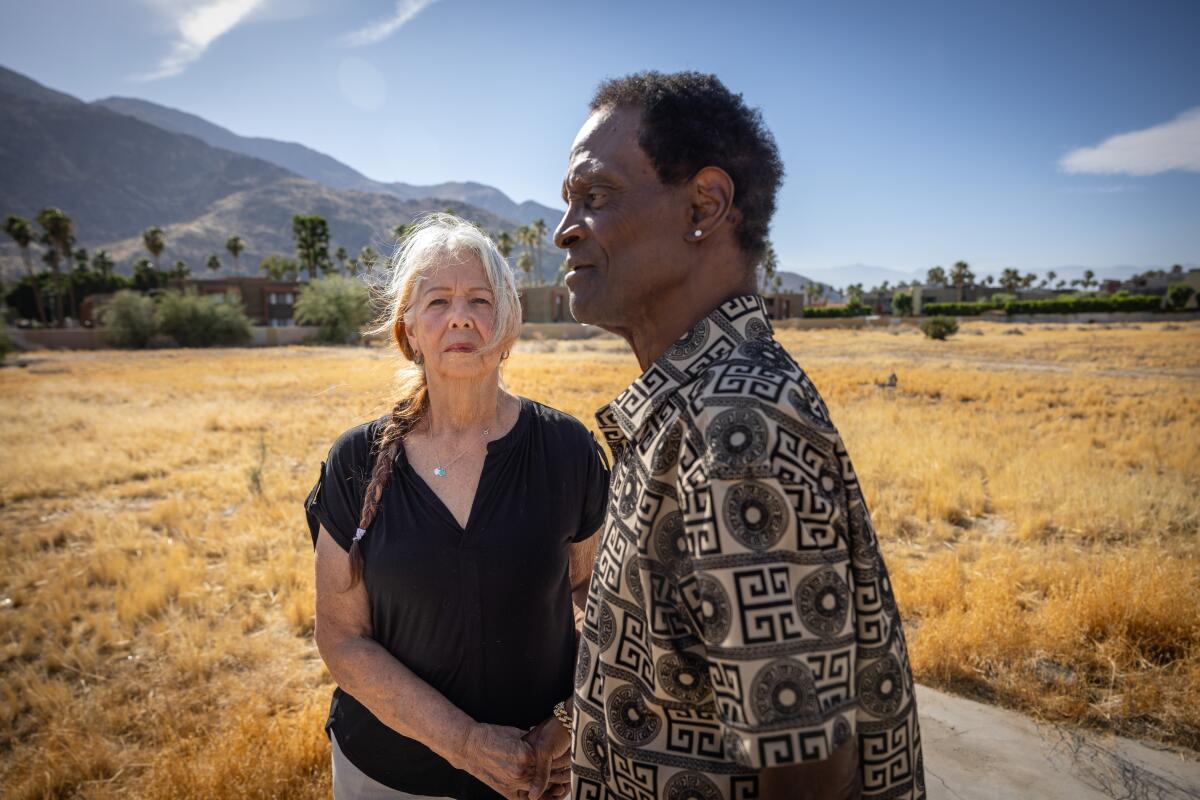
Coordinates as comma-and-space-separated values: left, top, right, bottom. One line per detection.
460, 714, 570, 800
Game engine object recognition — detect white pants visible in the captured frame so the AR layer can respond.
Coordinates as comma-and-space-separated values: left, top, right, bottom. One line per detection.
330, 731, 452, 800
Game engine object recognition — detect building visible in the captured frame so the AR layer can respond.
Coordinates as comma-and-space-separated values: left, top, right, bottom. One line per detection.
761, 292, 805, 320
167, 277, 303, 326
519, 285, 571, 323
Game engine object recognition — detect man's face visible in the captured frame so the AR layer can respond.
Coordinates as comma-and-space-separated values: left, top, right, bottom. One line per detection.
554, 107, 689, 328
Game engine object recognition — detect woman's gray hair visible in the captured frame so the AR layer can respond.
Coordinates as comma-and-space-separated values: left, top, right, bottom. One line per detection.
368, 212, 522, 360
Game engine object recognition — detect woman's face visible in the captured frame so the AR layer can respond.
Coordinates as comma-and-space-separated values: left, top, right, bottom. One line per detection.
406, 253, 504, 381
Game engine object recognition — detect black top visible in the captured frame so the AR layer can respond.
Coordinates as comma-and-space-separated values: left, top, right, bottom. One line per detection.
304, 397, 609, 799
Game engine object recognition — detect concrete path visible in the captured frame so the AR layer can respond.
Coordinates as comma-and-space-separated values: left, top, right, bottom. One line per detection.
918, 686, 1200, 799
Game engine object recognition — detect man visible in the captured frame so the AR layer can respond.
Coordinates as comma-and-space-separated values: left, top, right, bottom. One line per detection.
554, 72, 925, 800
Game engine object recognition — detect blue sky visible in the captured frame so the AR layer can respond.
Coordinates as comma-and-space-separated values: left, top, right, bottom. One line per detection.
2, 0, 1198, 283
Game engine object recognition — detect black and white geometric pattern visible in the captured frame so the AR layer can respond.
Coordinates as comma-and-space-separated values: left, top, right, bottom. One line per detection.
572, 295, 925, 799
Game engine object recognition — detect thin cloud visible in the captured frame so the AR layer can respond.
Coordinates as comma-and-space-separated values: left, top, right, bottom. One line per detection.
1060, 107, 1200, 176
137, 0, 267, 81
341, 0, 438, 47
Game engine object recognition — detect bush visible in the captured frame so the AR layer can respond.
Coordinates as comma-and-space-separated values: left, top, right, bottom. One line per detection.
1003, 295, 1160, 315
294, 275, 372, 344
156, 289, 252, 347
922, 301, 1003, 316
891, 291, 914, 317
1166, 283, 1195, 310
99, 290, 158, 348
804, 301, 870, 318
920, 316, 958, 340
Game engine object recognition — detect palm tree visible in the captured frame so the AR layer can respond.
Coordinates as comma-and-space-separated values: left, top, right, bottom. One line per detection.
358, 246, 378, 275
495, 231, 514, 261
1046, 270, 1057, 287
4, 215, 48, 326
225, 235, 244, 273
292, 215, 332, 280
926, 265, 947, 286
37, 208, 76, 325
950, 260, 974, 302
530, 218, 547, 281
142, 226, 166, 272
207, 254, 222, 275
92, 250, 114, 280
516, 252, 534, 287
515, 225, 535, 281
999, 268, 1022, 293
757, 242, 780, 294
171, 259, 191, 279
1021, 273, 1037, 289
1082, 269, 1096, 290
335, 246, 348, 274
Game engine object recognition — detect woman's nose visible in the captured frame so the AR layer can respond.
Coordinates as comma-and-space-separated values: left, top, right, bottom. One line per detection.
448, 297, 473, 327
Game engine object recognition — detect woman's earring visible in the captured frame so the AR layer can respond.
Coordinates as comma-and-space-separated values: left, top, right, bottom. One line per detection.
414, 352, 424, 366
692, 230, 703, 239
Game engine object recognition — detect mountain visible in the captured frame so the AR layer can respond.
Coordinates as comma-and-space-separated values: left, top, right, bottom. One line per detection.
94, 96, 564, 227
1, 85, 293, 245
0, 65, 82, 106
773, 271, 845, 303
0, 65, 541, 279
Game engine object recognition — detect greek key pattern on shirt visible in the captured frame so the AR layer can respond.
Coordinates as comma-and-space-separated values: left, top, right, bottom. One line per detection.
572, 295, 925, 800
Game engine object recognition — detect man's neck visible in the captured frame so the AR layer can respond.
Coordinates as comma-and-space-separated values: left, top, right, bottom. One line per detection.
621, 270, 758, 371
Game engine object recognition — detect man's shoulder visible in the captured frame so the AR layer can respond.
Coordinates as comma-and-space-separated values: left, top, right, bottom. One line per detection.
680, 336, 837, 431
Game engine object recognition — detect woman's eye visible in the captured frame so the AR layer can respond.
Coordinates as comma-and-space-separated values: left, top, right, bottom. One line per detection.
428, 298, 447, 306
472, 298, 492, 305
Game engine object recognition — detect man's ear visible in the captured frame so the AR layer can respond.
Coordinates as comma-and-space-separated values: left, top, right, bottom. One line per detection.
685, 166, 736, 242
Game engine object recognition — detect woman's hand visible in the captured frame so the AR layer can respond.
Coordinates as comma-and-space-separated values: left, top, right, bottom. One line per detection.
457, 722, 538, 799
522, 716, 572, 800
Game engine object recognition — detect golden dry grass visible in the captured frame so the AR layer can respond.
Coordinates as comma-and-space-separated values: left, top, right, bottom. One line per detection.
1, 319, 1198, 797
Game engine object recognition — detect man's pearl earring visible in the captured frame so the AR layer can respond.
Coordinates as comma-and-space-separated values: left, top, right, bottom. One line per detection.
693, 230, 702, 238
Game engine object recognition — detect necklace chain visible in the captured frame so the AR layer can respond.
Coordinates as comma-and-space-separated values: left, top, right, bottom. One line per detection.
427, 411, 496, 478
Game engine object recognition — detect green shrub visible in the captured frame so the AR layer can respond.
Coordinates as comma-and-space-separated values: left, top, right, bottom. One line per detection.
920, 316, 959, 340
294, 275, 372, 344
156, 289, 252, 347
891, 291, 913, 317
804, 301, 870, 318
1003, 295, 1160, 315
922, 301, 1003, 316
99, 290, 158, 348
1166, 283, 1195, 310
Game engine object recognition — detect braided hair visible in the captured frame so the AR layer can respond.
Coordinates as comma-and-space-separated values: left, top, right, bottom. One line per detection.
344, 213, 521, 589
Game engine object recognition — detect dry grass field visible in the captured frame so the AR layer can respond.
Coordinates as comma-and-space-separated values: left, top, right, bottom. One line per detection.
1, 320, 1198, 798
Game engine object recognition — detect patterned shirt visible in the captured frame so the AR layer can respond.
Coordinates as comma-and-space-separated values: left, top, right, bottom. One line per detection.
571, 295, 925, 800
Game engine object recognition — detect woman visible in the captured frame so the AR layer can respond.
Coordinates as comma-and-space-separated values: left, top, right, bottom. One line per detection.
304, 214, 608, 799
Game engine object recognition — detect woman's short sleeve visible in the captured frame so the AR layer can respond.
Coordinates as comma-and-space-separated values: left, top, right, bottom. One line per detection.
304, 425, 373, 551
575, 432, 611, 542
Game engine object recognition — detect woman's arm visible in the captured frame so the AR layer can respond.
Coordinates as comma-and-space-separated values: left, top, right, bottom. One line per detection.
314, 527, 536, 799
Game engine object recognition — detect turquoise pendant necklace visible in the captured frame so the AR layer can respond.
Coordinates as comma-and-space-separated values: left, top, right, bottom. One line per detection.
429, 421, 492, 478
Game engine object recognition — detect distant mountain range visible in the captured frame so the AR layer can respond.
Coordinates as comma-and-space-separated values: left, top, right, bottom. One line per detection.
0, 64, 560, 281
92, 96, 563, 227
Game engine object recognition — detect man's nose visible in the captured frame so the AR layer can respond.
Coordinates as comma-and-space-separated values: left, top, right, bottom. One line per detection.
554, 204, 586, 250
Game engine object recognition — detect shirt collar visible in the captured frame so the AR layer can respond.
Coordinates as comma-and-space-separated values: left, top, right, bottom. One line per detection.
596, 294, 773, 449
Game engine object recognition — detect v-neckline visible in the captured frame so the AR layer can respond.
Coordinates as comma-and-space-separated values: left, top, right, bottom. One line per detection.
396, 397, 530, 539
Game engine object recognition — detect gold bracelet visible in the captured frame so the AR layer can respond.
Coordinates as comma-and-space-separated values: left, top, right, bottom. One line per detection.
553, 700, 572, 732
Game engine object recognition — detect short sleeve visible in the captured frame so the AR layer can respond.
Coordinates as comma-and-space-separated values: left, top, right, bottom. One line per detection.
574, 432, 611, 542
304, 425, 374, 552
675, 408, 857, 769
